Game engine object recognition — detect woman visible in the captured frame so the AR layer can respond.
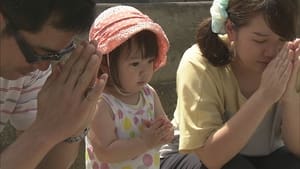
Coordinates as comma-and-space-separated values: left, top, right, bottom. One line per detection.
160, 0, 300, 169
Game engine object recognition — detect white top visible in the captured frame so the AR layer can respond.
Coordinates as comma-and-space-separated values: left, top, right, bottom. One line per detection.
86, 84, 160, 169
0, 68, 51, 132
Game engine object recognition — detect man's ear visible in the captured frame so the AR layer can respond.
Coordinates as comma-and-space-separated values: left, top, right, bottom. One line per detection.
225, 19, 237, 41
0, 13, 3, 30
0, 12, 6, 33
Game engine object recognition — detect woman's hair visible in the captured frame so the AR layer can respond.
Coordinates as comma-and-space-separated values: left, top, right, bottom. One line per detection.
196, 0, 299, 66
0, 0, 95, 35
100, 30, 158, 88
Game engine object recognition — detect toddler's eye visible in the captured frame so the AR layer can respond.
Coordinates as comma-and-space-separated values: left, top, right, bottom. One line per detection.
131, 62, 139, 67
148, 58, 155, 63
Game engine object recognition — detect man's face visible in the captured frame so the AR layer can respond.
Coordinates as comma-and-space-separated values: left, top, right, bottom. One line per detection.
13, 28, 75, 63
1, 22, 76, 80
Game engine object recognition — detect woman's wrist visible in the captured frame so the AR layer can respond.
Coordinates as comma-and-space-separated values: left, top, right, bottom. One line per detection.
254, 88, 277, 105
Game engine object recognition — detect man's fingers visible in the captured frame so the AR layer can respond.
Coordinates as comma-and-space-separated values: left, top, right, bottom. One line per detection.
42, 65, 61, 90
65, 43, 97, 88
84, 73, 108, 103
73, 53, 101, 99
57, 43, 84, 83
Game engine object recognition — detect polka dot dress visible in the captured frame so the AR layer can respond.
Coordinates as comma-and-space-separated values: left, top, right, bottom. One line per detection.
86, 84, 160, 169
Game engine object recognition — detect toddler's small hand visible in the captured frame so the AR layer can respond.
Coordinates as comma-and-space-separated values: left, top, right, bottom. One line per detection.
140, 117, 174, 149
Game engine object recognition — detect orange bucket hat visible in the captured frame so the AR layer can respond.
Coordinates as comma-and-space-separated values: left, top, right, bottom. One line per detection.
89, 5, 169, 71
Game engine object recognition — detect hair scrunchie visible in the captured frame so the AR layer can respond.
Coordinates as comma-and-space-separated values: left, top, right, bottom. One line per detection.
210, 0, 229, 34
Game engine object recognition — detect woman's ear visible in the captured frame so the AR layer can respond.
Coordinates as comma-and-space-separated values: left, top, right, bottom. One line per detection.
225, 19, 237, 41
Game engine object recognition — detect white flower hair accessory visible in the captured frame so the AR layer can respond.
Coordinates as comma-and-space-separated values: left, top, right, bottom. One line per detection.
210, 0, 229, 34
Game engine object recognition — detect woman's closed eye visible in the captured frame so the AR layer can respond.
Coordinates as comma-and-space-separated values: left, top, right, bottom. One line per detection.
253, 39, 267, 44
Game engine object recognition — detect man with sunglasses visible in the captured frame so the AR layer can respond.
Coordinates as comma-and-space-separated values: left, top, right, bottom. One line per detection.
0, 0, 107, 169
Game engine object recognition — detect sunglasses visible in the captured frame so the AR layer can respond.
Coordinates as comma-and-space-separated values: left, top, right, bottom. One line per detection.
13, 29, 75, 63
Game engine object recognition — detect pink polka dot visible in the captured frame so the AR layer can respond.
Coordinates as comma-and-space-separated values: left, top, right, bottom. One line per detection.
118, 110, 123, 119
87, 147, 94, 160
133, 116, 139, 125
144, 87, 151, 95
100, 163, 109, 169
135, 109, 144, 115
93, 161, 100, 169
143, 154, 153, 167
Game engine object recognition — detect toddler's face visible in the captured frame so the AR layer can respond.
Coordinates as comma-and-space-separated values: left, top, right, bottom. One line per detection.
116, 40, 155, 94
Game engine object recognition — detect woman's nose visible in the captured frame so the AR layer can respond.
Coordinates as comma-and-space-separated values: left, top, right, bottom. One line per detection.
264, 45, 282, 59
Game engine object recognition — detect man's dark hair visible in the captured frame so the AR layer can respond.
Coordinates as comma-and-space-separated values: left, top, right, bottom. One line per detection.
0, 0, 96, 34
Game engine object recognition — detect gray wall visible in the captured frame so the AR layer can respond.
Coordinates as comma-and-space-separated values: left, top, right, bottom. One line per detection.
84, 1, 300, 85
96, 0, 209, 2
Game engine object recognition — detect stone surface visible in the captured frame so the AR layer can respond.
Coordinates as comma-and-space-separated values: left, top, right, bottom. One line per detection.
93, 2, 212, 84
